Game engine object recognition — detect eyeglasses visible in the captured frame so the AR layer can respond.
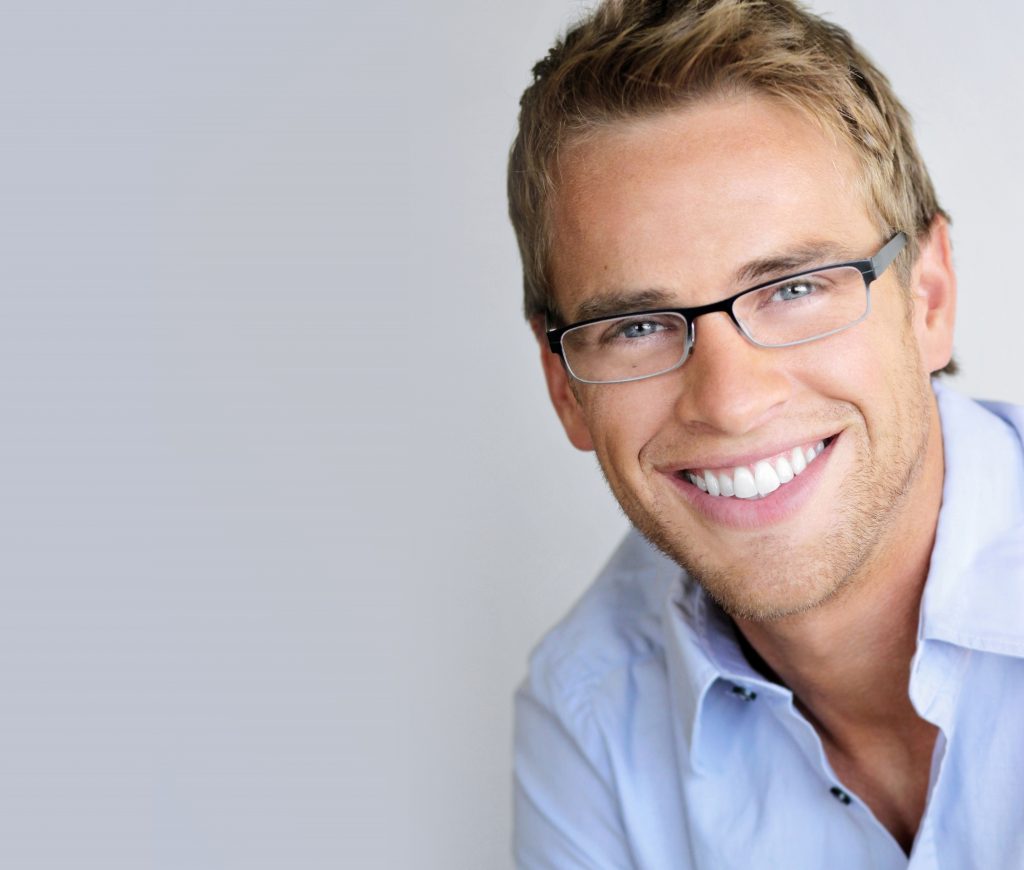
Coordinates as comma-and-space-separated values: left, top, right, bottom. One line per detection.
546, 233, 907, 384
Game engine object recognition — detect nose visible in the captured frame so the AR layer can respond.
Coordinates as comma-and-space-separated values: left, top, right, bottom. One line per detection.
673, 311, 793, 435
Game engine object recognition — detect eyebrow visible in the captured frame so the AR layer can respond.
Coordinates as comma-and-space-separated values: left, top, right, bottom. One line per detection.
571, 288, 676, 323
735, 241, 857, 285
567, 240, 861, 324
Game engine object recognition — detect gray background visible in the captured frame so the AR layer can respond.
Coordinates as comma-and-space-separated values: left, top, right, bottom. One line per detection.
0, 0, 1019, 867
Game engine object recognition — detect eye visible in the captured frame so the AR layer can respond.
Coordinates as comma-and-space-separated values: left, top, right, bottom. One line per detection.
770, 280, 818, 302
600, 314, 681, 345
619, 319, 664, 339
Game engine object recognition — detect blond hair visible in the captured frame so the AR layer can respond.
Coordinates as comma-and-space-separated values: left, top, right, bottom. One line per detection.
508, 0, 949, 368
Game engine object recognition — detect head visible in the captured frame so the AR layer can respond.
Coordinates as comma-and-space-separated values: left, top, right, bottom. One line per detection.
508, 0, 958, 621
508, 0, 951, 363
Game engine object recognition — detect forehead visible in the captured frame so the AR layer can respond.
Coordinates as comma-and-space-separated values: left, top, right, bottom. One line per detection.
549, 94, 873, 318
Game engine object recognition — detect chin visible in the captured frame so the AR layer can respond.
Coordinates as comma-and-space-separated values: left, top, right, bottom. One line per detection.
626, 468, 897, 623
690, 557, 858, 622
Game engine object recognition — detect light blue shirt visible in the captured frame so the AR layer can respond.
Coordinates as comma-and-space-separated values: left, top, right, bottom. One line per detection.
514, 385, 1024, 869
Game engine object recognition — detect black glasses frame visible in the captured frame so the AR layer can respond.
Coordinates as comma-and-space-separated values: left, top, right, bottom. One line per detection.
546, 232, 907, 381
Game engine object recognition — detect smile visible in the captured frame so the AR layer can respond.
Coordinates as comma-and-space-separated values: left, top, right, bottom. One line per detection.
678, 437, 834, 499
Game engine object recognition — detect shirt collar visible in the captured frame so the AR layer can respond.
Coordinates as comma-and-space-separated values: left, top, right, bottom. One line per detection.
661, 568, 789, 769
919, 383, 1024, 656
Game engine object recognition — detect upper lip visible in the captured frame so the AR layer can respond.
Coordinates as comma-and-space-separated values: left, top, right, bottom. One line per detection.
655, 431, 840, 474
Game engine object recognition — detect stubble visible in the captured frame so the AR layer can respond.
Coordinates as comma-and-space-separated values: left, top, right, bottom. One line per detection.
599, 371, 934, 623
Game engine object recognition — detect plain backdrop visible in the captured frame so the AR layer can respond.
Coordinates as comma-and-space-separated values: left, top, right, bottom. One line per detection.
0, 1, 1020, 868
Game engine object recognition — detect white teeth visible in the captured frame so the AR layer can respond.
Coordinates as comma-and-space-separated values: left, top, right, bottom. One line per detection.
733, 466, 758, 499
754, 460, 780, 496
684, 438, 830, 499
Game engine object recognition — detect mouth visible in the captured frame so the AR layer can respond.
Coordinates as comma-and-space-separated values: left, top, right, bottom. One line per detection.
675, 436, 836, 500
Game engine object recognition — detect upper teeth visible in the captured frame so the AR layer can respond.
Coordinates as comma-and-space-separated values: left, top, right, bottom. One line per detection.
685, 440, 826, 499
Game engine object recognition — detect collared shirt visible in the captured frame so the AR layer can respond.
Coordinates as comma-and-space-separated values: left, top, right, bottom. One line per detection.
514, 384, 1024, 869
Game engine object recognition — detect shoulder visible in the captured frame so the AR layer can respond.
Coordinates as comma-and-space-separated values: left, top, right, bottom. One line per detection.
514, 530, 681, 864
976, 396, 1024, 440
521, 528, 678, 731
936, 380, 1024, 448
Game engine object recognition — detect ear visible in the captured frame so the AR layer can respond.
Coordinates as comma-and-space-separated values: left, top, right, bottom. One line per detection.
910, 215, 957, 374
530, 316, 595, 452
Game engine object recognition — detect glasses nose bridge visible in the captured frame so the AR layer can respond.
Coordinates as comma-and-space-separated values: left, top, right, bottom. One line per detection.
687, 300, 749, 355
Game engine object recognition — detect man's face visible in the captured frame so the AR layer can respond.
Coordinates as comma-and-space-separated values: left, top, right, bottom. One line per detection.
541, 94, 954, 621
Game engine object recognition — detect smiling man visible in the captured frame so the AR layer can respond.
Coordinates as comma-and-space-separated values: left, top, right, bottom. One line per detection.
508, 2, 1024, 868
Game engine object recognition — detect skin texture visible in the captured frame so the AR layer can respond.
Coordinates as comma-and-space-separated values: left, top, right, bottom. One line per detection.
535, 93, 957, 852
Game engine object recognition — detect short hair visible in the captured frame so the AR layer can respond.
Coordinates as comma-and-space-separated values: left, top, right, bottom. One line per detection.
508, 0, 953, 372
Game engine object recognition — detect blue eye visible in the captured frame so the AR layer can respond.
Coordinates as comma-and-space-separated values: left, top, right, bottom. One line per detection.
771, 280, 817, 302
619, 320, 664, 339
587, 313, 686, 350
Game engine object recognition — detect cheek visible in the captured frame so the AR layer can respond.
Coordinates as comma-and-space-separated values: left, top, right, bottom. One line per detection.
794, 306, 904, 398
803, 334, 874, 385
584, 383, 676, 469
796, 307, 926, 439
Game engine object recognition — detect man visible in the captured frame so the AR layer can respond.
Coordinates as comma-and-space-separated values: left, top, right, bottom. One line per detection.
507, 1, 1024, 867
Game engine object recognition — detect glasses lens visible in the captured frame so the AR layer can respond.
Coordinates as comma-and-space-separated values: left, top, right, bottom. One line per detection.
733, 266, 868, 346
561, 312, 688, 383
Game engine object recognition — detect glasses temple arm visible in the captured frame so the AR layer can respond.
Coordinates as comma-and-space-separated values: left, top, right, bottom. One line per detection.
869, 231, 908, 278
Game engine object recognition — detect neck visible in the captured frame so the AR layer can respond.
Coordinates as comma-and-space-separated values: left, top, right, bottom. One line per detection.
736, 546, 929, 745
737, 440, 942, 745
733, 396, 945, 742
731, 396, 945, 853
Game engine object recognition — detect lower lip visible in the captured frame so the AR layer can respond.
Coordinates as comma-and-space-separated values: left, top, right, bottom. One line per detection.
665, 436, 839, 530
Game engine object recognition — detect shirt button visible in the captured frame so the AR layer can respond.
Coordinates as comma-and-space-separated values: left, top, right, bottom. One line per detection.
830, 786, 852, 805
730, 685, 757, 701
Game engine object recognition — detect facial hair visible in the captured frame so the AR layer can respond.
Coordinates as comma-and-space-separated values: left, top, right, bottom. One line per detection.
596, 353, 934, 623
